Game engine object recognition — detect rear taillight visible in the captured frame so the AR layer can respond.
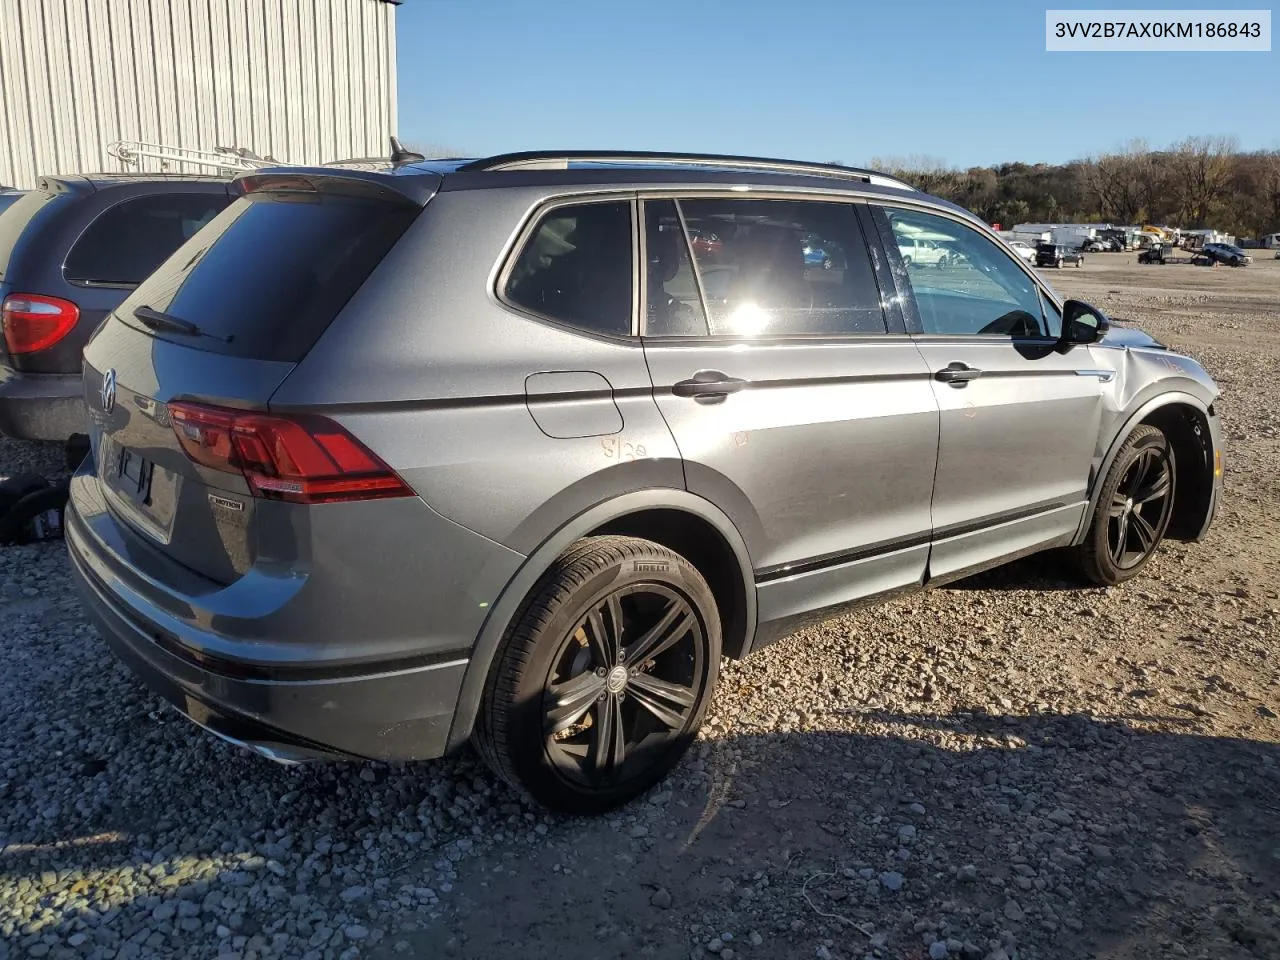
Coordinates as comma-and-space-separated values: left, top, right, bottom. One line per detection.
167, 401, 413, 504
1, 294, 80, 354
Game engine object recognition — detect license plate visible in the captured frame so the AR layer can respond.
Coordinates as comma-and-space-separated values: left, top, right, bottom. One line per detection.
99, 435, 178, 543
117, 446, 155, 505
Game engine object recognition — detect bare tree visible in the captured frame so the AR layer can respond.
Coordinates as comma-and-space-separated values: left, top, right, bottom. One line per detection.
848, 137, 1270, 238
1168, 135, 1238, 227
1083, 139, 1150, 223
867, 155, 958, 195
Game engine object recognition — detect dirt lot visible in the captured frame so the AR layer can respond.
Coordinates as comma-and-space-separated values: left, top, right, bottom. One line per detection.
1, 253, 1277, 960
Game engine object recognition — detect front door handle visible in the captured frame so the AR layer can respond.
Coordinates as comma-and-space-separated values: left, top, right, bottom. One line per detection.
672, 370, 748, 400
935, 362, 983, 387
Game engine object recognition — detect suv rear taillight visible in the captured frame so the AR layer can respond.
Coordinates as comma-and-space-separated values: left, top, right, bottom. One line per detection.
167, 401, 413, 504
1, 294, 80, 354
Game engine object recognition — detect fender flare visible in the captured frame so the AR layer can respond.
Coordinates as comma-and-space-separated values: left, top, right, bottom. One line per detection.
1071, 390, 1213, 543
444, 488, 756, 752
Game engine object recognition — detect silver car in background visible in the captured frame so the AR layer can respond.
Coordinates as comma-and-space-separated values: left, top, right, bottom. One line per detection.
66, 151, 1223, 813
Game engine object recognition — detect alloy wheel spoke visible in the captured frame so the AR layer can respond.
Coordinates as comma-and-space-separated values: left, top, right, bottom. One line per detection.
1134, 465, 1171, 504
628, 672, 696, 730
546, 671, 606, 735
604, 594, 625, 658
585, 607, 617, 668
1130, 510, 1157, 554
590, 694, 627, 775
1108, 492, 1129, 517
1111, 514, 1130, 563
1127, 450, 1154, 495
625, 601, 694, 666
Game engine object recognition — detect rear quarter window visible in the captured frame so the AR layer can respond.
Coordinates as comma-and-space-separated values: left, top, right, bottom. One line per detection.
114, 191, 419, 362
504, 201, 634, 337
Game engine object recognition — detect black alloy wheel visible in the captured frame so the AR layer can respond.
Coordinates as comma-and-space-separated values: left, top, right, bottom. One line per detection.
542, 583, 703, 790
1105, 439, 1174, 571
475, 537, 720, 814
1074, 425, 1176, 585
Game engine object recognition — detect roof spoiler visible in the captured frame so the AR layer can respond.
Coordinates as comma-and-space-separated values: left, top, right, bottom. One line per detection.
232, 167, 439, 207
33, 175, 97, 196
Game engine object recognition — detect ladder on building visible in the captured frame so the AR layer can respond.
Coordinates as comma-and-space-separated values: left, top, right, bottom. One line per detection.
106, 140, 293, 175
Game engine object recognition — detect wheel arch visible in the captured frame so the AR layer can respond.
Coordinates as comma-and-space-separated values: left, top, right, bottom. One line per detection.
445, 490, 756, 752
1075, 392, 1217, 545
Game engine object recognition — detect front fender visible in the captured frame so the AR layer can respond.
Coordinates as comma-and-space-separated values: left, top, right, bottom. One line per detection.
1073, 389, 1220, 544
444, 488, 755, 752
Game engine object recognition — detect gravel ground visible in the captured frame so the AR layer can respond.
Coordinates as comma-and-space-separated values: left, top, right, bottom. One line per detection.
2, 255, 1278, 960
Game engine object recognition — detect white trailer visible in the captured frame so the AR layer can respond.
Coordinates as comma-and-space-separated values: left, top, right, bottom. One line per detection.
1050, 225, 1095, 248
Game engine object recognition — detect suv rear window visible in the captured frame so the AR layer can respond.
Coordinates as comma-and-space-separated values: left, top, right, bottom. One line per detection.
65, 194, 230, 286
115, 190, 418, 362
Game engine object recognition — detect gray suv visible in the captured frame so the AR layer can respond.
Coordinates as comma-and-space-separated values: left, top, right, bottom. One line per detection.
65, 151, 1224, 813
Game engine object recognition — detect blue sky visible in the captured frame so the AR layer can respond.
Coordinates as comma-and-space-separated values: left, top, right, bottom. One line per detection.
396, 0, 1276, 169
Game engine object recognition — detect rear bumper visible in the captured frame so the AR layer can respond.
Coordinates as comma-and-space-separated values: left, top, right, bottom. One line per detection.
66, 489, 472, 764
0, 366, 85, 441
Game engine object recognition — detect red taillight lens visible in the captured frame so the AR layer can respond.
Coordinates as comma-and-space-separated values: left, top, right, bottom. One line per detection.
1, 294, 80, 354
167, 401, 413, 504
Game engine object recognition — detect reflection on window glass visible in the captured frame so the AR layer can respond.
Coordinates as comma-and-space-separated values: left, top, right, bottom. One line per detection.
506, 202, 633, 336
1039, 291, 1063, 338
644, 200, 709, 335
659, 198, 885, 337
65, 194, 230, 284
884, 207, 1050, 337
116, 192, 417, 362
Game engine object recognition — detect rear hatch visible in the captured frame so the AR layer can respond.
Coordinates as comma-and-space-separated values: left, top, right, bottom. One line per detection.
80, 171, 432, 585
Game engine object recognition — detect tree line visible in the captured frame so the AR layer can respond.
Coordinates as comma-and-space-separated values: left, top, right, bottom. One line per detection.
857, 137, 1280, 239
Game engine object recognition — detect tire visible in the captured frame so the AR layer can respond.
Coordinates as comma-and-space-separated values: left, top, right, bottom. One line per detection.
0, 483, 69, 545
474, 536, 721, 814
0, 473, 50, 517
1072, 425, 1175, 585
902, 256, 912, 268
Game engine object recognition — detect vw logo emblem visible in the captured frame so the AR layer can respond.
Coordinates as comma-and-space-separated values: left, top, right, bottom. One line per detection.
100, 368, 117, 414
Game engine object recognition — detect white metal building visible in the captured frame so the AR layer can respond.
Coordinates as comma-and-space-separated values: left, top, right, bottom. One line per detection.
0, 0, 399, 189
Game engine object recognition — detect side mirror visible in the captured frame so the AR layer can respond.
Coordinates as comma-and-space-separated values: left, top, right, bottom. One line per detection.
1060, 299, 1110, 348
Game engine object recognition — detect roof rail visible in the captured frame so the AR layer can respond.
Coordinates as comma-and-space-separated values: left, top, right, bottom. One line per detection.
107, 140, 292, 174
457, 150, 915, 191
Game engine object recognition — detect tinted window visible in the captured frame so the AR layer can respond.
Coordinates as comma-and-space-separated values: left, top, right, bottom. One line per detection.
666, 198, 885, 336
505, 201, 633, 336
644, 199, 709, 336
884, 207, 1051, 337
65, 194, 230, 285
115, 190, 418, 362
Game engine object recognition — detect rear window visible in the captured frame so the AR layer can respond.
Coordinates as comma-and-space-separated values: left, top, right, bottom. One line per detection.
65, 193, 230, 285
115, 191, 418, 362
0, 189, 59, 282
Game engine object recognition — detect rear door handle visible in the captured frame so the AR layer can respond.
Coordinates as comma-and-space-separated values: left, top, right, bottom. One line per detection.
935, 362, 983, 387
672, 370, 748, 400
